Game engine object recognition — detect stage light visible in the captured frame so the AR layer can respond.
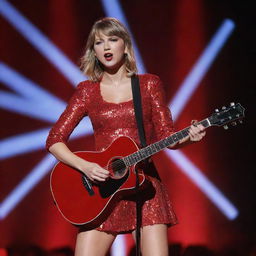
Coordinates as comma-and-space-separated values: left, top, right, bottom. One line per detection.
167, 150, 238, 220
0, 155, 56, 219
0, 0, 238, 230
0, 63, 65, 104
0, 0, 85, 85
100, 0, 146, 74
170, 19, 235, 120
0, 118, 93, 160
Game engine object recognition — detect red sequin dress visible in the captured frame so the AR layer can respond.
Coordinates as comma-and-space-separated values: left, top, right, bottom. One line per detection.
46, 74, 178, 233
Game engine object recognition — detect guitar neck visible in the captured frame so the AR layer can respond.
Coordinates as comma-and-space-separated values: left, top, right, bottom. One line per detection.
124, 118, 211, 166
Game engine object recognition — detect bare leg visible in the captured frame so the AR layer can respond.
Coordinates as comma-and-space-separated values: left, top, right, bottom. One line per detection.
133, 224, 169, 256
75, 229, 116, 256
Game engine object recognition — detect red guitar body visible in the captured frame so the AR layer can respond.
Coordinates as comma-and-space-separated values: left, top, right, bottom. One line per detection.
50, 103, 245, 228
50, 136, 146, 229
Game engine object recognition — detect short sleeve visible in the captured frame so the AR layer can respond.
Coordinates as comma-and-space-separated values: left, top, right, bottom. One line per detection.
46, 82, 88, 150
147, 75, 175, 140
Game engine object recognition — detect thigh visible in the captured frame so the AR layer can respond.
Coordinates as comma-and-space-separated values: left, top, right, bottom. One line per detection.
140, 224, 169, 256
75, 229, 116, 256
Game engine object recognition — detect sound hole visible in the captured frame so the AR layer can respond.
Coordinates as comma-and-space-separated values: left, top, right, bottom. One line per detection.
108, 158, 127, 179
98, 172, 129, 198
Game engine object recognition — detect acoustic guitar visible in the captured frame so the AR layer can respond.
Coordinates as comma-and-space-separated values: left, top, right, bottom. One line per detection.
50, 103, 245, 228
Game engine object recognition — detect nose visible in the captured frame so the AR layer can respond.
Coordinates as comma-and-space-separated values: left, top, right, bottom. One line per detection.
104, 41, 110, 51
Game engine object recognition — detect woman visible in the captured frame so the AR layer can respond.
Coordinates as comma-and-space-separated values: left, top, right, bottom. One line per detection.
46, 17, 206, 256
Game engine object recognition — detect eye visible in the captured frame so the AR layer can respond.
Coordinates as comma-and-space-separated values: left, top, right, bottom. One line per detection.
95, 41, 101, 45
110, 37, 118, 42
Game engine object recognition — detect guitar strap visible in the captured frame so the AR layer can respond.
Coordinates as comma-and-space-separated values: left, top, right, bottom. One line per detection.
131, 74, 146, 256
131, 75, 147, 148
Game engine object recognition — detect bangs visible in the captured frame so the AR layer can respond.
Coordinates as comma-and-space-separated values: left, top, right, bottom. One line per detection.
94, 20, 127, 39
81, 17, 137, 81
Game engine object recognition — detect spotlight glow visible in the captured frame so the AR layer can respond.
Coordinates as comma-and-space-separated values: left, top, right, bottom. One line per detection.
0, 0, 238, 229
100, 0, 146, 74
0, 119, 93, 160
0, 154, 56, 219
167, 150, 238, 220
170, 19, 235, 120
0, 0, 85, 85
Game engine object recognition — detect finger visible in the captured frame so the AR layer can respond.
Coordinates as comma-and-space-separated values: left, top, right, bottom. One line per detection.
189, 129, 201, 141
95, 165, 109, 175
91, 175, 106, 182
189, 126, 200, 136
97, 172, 109, 179
191, 119, 198, 126
197, 124, 205, 131
190, 125, 204, 135
100, 169, 110, 175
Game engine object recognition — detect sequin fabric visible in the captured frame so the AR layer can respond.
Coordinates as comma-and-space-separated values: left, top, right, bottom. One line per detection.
46, 74, 178, 233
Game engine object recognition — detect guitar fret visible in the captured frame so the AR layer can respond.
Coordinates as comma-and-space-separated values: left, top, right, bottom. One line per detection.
172, 134, 178, 142
166, 137, 174, 145
177, 132, 183, 140
155, 143, 161, 151
123, 157, 130, 167
137, 151, 143, 160
124, 118, 214, 167
181, 129, 189, 137
201, 119, 210, 128
152, 144, 158, 153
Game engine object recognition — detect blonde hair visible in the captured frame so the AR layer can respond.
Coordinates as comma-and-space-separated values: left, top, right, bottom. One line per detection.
80, 17, 137, 82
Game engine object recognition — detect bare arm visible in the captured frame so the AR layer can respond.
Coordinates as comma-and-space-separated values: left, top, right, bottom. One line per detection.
49, 143, 109, 182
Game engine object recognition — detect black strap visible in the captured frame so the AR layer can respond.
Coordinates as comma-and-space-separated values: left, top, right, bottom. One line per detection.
131, 75, 147, 148
131, 74, 147, 256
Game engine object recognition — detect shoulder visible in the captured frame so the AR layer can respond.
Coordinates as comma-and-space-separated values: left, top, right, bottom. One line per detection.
138, 73, 163, 94
75, 80, 98, 96
76, 79, 98, 90
68, 80, 98, 103
138, 73, 161, 85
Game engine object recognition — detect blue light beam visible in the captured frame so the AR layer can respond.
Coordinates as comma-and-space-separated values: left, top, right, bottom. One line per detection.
100, 0, 146, 74
166, 19, 238, 220
0, 118, 93, 160
0, 63, 66, 122
167, 150, 238, 219
0, 154, 56, 220
170, 19, 235, 120
0, 0, 238, 223
0, 0, 85, 85
0, 91, 62, 122
0, 62, 65, 105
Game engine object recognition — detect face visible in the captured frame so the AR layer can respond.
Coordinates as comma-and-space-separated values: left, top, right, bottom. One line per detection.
93, 32, 126, 71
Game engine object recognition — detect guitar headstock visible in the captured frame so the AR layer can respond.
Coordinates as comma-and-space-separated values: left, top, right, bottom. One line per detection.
208, 103, 245, 129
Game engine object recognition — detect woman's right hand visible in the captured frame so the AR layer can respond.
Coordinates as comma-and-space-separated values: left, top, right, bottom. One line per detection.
79, 161, 110, 182
48, 142, 109, 182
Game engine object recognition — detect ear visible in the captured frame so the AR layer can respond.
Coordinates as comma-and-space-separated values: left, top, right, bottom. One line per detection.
124, 46, 128, 55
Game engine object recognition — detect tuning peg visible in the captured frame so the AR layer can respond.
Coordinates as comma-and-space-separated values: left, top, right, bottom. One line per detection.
230, 102, 235, 107
222, 106, 226, 110
215, 109, 219, 113
223, 125, 229, 130
239, 120, 243, 124
231, 122, 237, 126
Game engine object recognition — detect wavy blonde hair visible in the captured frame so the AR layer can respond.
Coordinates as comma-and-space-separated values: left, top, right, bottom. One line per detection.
80, 17, 137, 82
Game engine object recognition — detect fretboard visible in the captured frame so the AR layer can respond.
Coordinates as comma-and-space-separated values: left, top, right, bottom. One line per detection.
124, 118, 210, 166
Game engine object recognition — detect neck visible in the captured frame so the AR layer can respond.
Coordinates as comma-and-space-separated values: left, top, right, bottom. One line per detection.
102, 65, 128, 86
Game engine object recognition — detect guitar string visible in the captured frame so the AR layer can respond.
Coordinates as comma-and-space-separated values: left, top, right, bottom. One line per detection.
92, 122, 206, 172
100, 130, 188, 171
99, 117, 237, 172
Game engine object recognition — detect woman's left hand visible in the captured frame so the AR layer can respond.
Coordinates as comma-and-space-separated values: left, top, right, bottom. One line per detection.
188, 120, 206, 142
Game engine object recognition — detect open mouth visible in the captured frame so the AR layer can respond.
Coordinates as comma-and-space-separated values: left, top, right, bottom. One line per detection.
104, 53, 113, 61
